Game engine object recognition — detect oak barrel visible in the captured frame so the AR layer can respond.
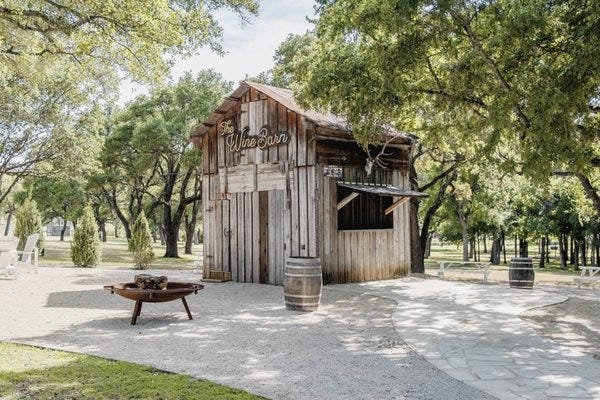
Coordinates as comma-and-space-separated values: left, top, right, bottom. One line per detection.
284, 257, 322, 312
509, 257, 535, 289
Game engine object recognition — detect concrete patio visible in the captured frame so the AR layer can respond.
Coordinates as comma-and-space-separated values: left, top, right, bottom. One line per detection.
1, 268, 598, 399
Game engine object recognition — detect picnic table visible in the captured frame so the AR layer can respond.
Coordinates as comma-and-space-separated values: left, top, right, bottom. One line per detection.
573, 266, 600, 288
437, 260, 491, 283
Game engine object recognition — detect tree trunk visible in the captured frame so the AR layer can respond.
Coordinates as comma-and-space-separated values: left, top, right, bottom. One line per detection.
410, 197, 424, 273
424, 234, 432, 258
4, 210, 13, 236
570, 235, 575, 265
162, 202, 180, 257
483, 234, 487, 253
184, 200, 200, 255
519, 238, 528, 257
99, 221, 107, 242
545, 235, 550, 263
539, 237, 546, 268
456, 205, 469, 261
581, 238, 587, 267
490, 238, 501, 264
60, 218, 68, 241
559, 234, 568, 270
502, 230, 506, 264
159, 226, 166, 246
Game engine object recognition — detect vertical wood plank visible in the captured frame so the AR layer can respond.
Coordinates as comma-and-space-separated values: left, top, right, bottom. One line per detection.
291, 167, 300, 257
287, 110, 297, 165
330, 180, 339, 284
268, 98, 278, 163
297, 117, 307, 166
229, 195, 238, 281
307, 166, 317, 257
337, 232, 345, 284
277, 103, 288, 163
202, 174, 210, 274
298, 166, 308, 257
240, 102, 249, 165
253, 191, 260, 283
221, 199, 230, 273
214, 200, 222, 271
244, 192, 253, 282
259, 191, 268, 284
306, 121, 316, 166
238, 193, 246, 282
267, 190, 276, 284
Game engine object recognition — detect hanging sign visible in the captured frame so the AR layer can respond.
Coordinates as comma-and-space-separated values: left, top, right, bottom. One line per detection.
220, 119, 289, 152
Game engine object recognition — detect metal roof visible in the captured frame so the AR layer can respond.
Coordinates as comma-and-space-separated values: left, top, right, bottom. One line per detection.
337, 182, 428, 197
192, 81, 410, 143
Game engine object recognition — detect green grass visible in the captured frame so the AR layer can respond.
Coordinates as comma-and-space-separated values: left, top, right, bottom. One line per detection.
0, 343, 263, 400
426, 241, 583, 273
41, 236, 200, 270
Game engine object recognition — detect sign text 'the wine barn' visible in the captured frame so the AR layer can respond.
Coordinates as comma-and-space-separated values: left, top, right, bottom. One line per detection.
220, 119, 289, 152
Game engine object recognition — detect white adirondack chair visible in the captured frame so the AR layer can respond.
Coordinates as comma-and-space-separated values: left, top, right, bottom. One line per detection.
15, 233, 39, 274
0, 236, 19, 279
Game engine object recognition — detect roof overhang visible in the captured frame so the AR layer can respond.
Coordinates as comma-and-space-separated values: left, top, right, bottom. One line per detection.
336, 182, 427, 214
337, 182, 428, 198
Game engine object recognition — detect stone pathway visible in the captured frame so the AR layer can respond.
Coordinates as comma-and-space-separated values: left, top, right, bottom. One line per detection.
334, 279, 600, 400
2, 268, 599, 399
0, 268, 493, 400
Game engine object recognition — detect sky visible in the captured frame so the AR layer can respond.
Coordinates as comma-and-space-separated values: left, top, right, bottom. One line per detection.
118, 0, 316, 104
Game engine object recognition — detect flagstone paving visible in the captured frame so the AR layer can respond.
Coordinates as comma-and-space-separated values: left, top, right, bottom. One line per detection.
2, 268, 599, 399
335, 279, 600, 400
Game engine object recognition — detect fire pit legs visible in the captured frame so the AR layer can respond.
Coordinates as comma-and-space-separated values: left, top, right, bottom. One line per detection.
131, 300, 143, 325
104, 281, 203, 325
129, 298, 194, 325
182, 297, 193, 320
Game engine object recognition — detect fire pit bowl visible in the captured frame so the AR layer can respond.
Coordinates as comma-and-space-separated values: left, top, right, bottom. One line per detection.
104, 282, 203, 325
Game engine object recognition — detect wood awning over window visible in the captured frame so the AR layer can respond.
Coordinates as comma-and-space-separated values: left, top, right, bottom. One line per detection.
336, 182, 427, 215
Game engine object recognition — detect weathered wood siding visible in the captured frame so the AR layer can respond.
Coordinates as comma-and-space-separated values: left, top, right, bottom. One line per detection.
317, 167, 411, 284
202, 87, 317, 284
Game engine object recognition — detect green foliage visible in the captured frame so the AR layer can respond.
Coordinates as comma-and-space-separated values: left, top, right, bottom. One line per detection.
13, 196, 44, 252
129, 211, 155, 269
99, 70, 230, 257
0, 0, 258, 83
278, 0, 600, 213
71, 206, 100, 267
0, 343, 263, 400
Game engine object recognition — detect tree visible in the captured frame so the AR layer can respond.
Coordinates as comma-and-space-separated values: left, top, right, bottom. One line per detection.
130, 211, 154, 269
71, 205, 100, 267
1, 0, 258, 82
278, 0, 600, 221
104, 70, 230, 257
14, 196, 44, 252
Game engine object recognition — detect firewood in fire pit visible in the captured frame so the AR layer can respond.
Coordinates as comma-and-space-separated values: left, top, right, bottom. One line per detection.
134, 274, 168, 290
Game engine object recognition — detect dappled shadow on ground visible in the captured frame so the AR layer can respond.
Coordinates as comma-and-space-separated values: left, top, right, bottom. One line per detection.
7, 279, 494, 400
522, 297, 600, 359
333, 279, 600, 400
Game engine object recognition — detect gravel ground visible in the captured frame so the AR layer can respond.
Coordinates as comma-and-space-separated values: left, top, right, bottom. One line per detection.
0, 268, 495, 400
521, 287, 600, 360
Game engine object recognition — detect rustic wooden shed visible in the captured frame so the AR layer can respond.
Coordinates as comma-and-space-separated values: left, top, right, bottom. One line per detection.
191, 81, 424, 285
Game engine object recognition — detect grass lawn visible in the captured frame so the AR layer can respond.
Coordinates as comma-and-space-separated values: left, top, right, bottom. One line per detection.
0, 343, 263, 400
41, 236, 200, 270
425, 240, 586, 284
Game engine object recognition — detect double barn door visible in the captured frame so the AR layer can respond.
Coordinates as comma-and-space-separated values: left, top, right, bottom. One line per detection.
211, 190, 286, 285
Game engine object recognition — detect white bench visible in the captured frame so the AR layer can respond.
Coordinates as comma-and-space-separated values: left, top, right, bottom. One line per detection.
573, 266, 600, 288
437, 261, 491, 283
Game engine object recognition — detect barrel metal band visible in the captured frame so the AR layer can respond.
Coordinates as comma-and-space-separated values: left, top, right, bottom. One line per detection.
284, 293, 321, 299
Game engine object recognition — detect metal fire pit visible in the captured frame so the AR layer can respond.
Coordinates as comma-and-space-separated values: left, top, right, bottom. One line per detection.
104, 282, 203, 325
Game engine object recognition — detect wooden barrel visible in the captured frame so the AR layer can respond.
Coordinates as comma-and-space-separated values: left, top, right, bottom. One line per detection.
509, 257, 535, 289
284, 257, 322, 312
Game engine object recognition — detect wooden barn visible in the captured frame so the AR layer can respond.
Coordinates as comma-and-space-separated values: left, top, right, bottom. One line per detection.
191, 81, 424, 285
